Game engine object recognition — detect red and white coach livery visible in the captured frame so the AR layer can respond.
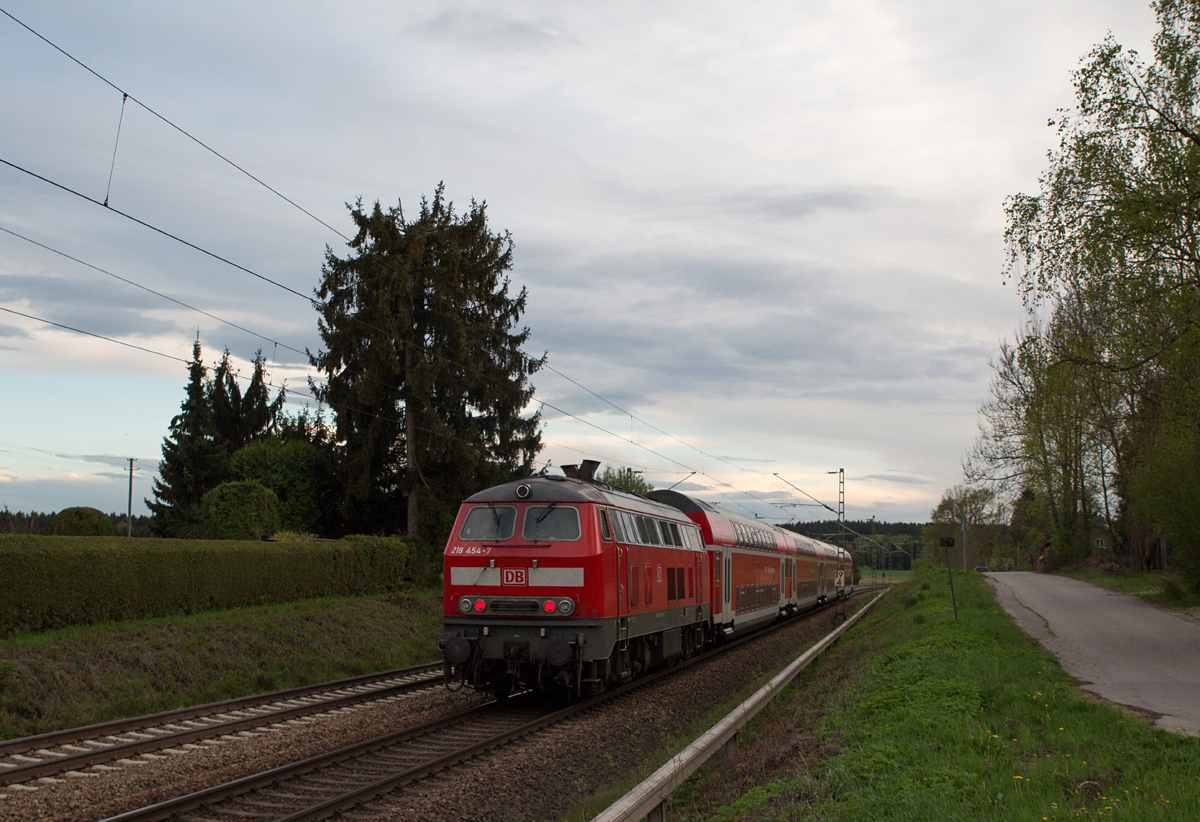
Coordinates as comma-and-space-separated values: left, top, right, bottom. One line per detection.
440, 460, 853, 696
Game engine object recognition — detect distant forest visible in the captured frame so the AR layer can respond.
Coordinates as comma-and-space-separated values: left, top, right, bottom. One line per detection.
1, 510, 154, 537
782, 520, 928, 570
783, 519, 927, 542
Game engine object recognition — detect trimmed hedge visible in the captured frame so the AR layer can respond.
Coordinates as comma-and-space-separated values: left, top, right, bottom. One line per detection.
0, 534, 441, 635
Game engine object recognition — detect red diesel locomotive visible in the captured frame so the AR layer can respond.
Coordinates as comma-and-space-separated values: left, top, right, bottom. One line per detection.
440, 460, 852, 696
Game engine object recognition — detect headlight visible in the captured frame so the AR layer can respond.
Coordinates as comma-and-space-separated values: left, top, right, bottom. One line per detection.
557, 598, 576, 616
457, 597, 473, 614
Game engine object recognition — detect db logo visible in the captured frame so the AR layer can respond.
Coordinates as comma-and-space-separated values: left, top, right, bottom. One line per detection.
502, 568, 527, 586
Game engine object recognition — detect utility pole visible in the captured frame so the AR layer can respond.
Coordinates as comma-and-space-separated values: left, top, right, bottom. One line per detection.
126, 458, 137, 537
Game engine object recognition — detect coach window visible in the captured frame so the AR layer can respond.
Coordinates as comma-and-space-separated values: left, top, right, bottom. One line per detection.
459, 505, 516, 541
522, 506, 582, 542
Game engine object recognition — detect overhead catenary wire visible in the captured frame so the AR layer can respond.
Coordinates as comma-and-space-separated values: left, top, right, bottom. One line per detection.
1, 291, 775, 518
0, 6, 352, 242
0, 156, 313, 301
0, 55, 833, 520
0, 305, 187, 364
0, 224, 308, 357
0, 152, 822, 519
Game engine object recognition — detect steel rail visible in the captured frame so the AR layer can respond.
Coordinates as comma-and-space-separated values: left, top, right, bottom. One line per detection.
0, 663, 443, 786
97, 699, 552, 822
593, 587, 888, 822
95, 590, 880, 822
0, 662, 442, 758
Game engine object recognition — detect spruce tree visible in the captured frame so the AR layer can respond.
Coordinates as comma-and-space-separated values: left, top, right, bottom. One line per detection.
210, 348, 285, 453
311, 186, 543, 540
147, 338, 224, 536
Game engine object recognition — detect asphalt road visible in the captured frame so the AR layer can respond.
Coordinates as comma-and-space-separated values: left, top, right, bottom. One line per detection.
988, 572, 1200, 736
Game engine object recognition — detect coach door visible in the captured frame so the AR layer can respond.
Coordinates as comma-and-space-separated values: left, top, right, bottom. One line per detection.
722, 548, 732, 616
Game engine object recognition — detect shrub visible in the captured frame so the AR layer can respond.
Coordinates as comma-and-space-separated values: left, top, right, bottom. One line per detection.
201, 481, 280, 540
50, 507, 114, 537
230, 439, 328, 535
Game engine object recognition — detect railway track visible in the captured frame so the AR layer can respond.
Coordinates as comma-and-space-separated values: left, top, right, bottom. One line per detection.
91, 590, 880, 822
100, 695, 569, 822
0, 662, 443, 787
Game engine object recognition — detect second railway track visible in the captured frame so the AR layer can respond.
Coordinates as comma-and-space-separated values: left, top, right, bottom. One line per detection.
90, 590, 880, 822
0, 662, 444, 787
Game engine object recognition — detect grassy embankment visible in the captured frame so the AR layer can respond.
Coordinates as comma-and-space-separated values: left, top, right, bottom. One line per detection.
642, 568, 1200, 821
859, 568, 912, 584
0, 592, 443, 741
1062, 568, 1200, 612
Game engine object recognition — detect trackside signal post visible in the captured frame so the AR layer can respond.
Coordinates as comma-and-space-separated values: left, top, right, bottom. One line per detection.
940, 537, 959, 621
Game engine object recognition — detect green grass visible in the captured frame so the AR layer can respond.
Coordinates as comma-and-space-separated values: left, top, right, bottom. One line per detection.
861, 568, 912, 582
1062, 569, 1200, 611
0, 592, 442, 741
663, 571, 1200, 820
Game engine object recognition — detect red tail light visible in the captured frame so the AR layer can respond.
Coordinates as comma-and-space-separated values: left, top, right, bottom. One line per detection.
474, 599, 486, 612
543, 600, 557, 613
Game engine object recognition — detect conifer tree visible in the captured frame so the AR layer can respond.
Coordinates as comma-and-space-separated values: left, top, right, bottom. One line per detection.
311, 185, 543, 539
147, 338, 224, 536
210, 348, 285, 453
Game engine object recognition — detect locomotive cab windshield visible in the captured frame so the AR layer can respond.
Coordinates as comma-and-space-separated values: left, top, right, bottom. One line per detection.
458, 504, 517, 541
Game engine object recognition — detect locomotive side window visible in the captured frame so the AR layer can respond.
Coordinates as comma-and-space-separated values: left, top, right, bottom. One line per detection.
459, 505, 517, 541
614, 510, 628, 542
599, 509, 612, 541
522, 506, 582, 542
634, 516, 649, 544
666, 522, 682, 547
645, 518, 663, 546
615, 511, 635, 544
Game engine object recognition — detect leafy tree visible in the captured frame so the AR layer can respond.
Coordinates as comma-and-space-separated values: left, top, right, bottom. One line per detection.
310, 186, 544, 541
923, 485, 1010, 568
147, 338, 225, 537
991, 0, 1200, 571
231, 438, 327, 535
598, 465, 655, 495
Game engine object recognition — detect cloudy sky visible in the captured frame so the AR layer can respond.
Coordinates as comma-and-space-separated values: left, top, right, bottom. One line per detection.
0, 1, 1158, 524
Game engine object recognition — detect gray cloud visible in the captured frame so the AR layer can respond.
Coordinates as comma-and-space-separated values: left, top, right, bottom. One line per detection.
418, 8, 573, 51
855, 473, 930, 485
0, 0, 1158, 523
